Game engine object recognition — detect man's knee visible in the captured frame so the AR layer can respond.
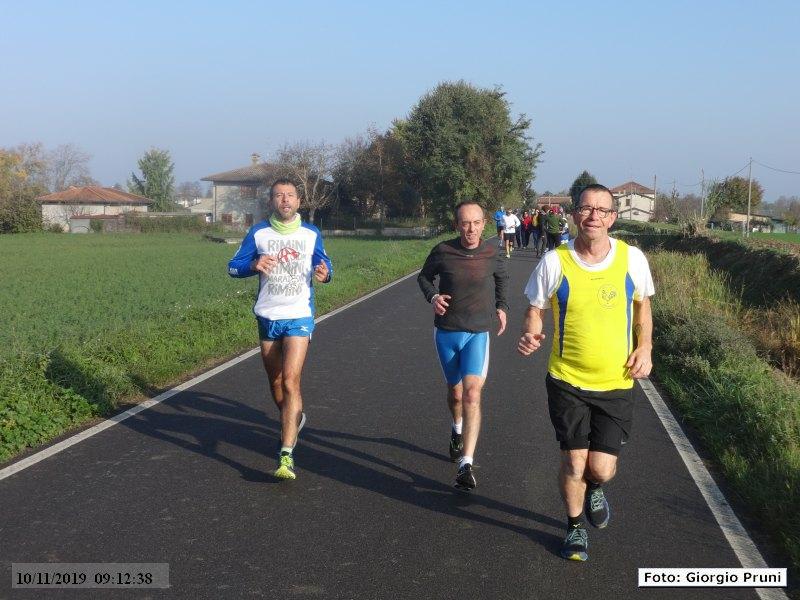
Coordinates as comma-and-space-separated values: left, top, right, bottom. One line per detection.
281, 374, 302, 397
561, 451, 588, 479
587, 452, 617, 483
461, 379, 483, 408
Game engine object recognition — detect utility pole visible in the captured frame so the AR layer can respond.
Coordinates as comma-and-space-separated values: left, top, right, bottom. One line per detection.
746, 157, 753, 238
700, 169, 705, 218
653, 175, 657, 220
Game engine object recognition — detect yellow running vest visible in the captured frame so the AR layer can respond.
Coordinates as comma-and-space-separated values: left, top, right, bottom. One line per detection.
549, 240, 635, 391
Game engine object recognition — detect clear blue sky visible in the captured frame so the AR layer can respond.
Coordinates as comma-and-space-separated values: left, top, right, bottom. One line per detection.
2, 0, 799, 198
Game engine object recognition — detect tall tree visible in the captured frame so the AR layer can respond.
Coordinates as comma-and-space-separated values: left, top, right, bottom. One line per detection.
128, 148, 176, 211
568, 170, 598, 205
707, 176, 764, 213
275, 141, 335, 224
394, 80, 542, 225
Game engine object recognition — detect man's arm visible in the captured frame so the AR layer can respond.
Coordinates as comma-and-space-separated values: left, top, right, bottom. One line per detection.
311, 232, 333, 283
626, 296, 653, 379
227, 227, 258, 278
493, 253, 509, 335
517, 306, 547, 355
418, 247, 450, 315
417, 247, 440, 302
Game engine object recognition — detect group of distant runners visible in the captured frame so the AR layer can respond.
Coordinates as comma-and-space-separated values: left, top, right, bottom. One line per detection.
229, 180, 654, 562
494, 205, 570, 258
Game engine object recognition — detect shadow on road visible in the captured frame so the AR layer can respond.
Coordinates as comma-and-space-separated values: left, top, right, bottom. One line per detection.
122, 389, 563, 555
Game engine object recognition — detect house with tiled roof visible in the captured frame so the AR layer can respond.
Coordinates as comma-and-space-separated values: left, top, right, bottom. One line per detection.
610, 181, 654, 222
536, 195, 573, 211
36, 186, 153, 231
200, 153, 281, 226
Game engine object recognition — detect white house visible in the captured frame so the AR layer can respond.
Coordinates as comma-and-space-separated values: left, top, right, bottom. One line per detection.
36, 186, 152, 231
200, 154, 281, 226
610, 181, 655, 222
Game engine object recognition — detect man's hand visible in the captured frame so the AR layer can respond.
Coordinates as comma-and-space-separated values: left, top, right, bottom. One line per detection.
252, 254, 278, 275
626, 345, 653, 379
496, 309, 507, 336
432, 294, 451, 316
314, 262, 330, 282
517, 332, 546, 356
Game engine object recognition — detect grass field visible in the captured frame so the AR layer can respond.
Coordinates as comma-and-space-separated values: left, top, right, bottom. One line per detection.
0, 231, 451, 462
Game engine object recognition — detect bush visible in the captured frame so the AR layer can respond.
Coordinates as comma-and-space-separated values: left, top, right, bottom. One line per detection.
126, 214, 207, 233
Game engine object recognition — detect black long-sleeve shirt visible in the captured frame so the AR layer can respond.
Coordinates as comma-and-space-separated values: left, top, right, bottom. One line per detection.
417, 238, 509, 333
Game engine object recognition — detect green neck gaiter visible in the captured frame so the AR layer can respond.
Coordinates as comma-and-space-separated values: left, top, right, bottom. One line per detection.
269, 213, 301, 235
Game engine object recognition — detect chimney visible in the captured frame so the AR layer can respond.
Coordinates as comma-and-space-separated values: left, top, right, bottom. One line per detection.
251, 152, 260, 165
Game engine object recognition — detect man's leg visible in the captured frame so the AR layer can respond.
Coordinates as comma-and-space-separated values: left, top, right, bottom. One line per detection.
583, 450, 617, 528
460, 374, 484, 462
560, 449, 590, 518
558, 449, 591, 561
453, 331, 489, 491
435, 329, 463, 462
277, 335, 310, 449
447, 383, 463, 461
260, 339, 284, 410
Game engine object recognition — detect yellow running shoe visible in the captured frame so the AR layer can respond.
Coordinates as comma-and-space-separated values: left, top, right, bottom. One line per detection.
274, 452, 296, 480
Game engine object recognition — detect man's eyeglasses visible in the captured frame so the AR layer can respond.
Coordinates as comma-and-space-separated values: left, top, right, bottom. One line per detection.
576, 205, 615, 218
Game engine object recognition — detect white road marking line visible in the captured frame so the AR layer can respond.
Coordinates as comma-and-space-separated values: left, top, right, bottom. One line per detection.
0, 271, 419, 482
638, 378, 788, 600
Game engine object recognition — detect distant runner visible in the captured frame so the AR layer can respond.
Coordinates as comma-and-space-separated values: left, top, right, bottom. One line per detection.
228, 178, 333, 481
518, 184, 654, 561
502, 208, 520, 259
493, 206, 505, 248
418, 201, 509, 491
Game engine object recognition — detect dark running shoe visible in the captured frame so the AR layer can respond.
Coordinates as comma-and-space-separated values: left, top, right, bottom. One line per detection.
449, 431, 463, 462
560, 526, 589, 561
585, 485, 610, 528
454, 463, 476, 491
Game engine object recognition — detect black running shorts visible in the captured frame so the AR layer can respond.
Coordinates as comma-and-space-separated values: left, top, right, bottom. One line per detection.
503, 232, 516, 241
545, 374, 634, 456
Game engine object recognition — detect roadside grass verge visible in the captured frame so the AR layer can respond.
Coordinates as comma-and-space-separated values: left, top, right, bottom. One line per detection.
0, 232, 450, 463
647, 250, 800, 571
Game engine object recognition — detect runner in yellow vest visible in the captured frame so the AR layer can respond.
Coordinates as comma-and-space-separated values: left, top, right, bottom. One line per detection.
517, 184, 654, 562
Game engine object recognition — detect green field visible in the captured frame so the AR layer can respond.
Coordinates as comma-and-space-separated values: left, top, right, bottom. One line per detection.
0, 232, 450, 462
0, 233, 449, 357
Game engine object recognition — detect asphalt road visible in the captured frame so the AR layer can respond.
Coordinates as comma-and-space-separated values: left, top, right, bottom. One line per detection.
0, 243, 775, 599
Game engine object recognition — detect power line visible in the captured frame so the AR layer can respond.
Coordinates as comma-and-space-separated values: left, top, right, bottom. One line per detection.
752, 159, 800, 175
726, 162, 751, 178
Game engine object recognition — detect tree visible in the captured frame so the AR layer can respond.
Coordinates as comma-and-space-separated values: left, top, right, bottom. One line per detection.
0, 149, 44, 233
334, 128, 408, 227
393, 80, 542, 225
706, 176, 764, 213
128, 148, 176, 211
46, 143, 97, 191
175, 181, 204, 205
275, 141, 335, 224
568, 170, 598, 205
652, 190, 702, 223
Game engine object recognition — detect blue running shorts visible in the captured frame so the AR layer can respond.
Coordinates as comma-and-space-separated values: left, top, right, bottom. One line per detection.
434, 328, 490, 385
257, 316, 315, 341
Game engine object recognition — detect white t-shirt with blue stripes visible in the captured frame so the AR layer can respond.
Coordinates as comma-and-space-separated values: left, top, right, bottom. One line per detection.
228, 221, 333, 320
